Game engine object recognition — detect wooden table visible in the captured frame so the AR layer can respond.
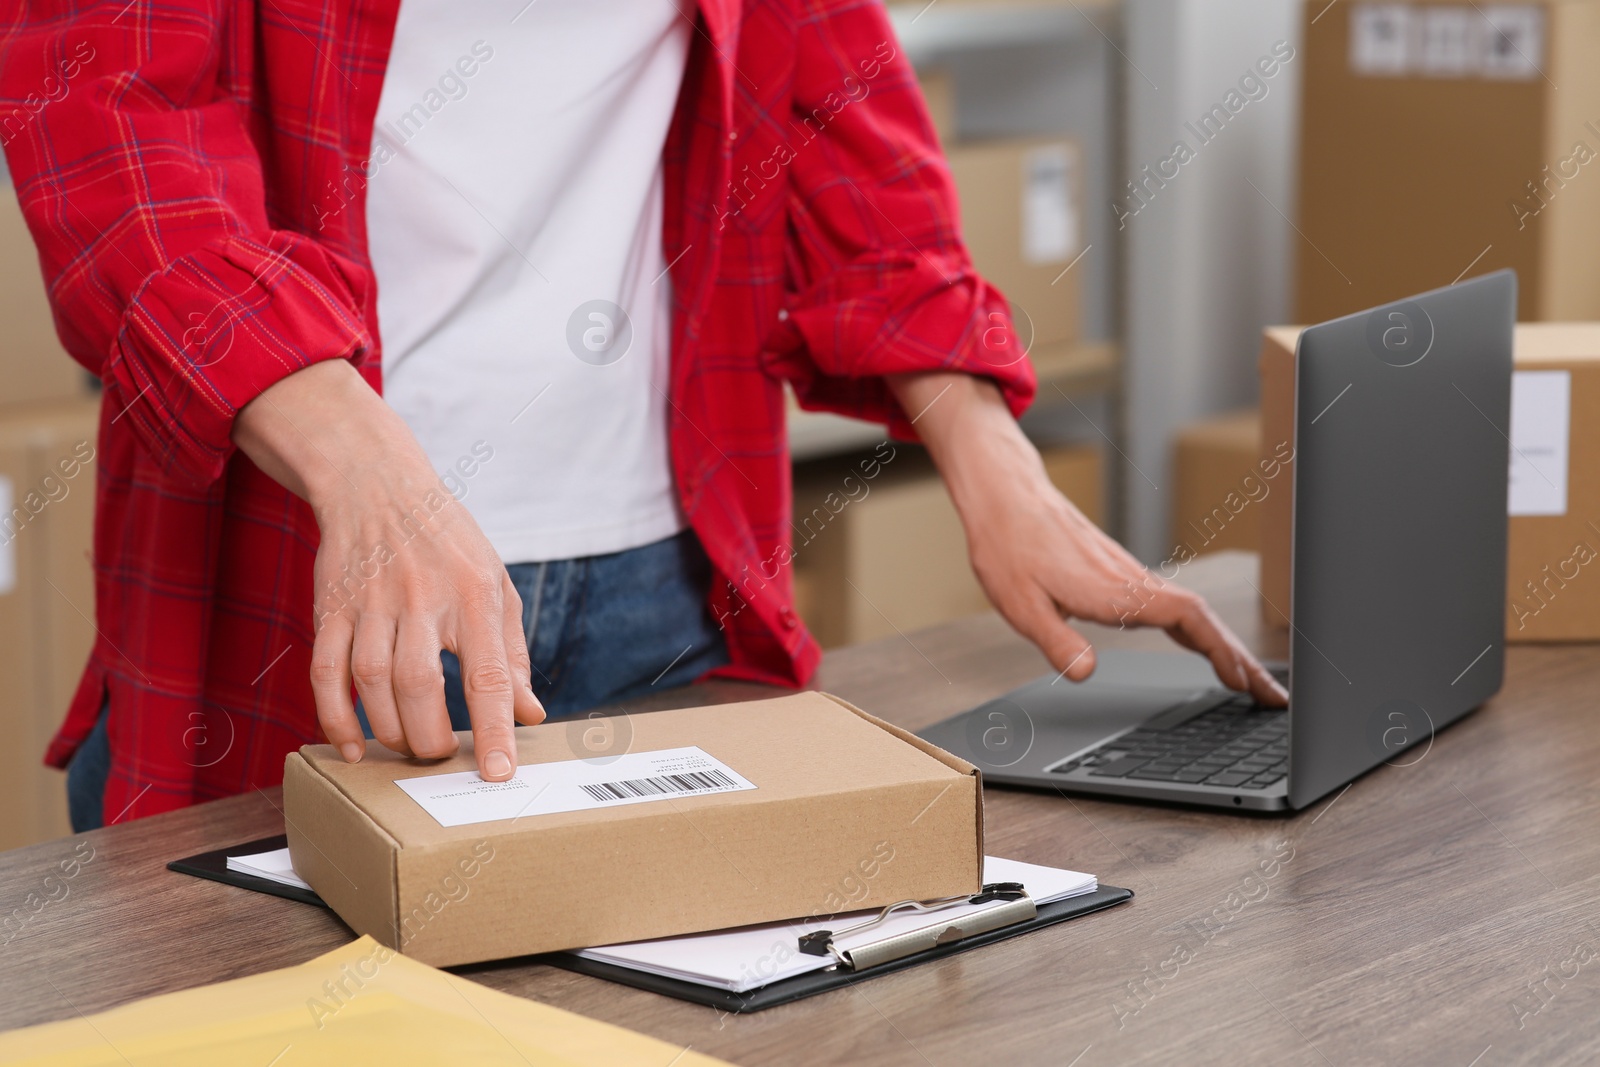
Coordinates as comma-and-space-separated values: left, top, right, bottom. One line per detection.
3, 552, 1598, 1065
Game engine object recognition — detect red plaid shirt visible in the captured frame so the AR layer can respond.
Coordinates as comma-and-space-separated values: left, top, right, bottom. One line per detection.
1, 0, 1034, 823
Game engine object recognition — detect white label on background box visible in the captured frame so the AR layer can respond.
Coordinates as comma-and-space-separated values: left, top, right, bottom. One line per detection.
1021, 145, 1076, 265
0, 476, 13, 595
395, 745, 757, 828
1416, 8, 1476, 76
1480, 5, 1544, 80
1351, 5, 1412, 76
1508, 370, 1569, 517
1350, 4, 1543, 79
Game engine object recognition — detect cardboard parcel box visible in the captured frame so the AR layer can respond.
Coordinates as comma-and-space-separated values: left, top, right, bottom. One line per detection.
1296, 0, 1600, 326
944, 137, 1083, 350
284, 691, 983, 967
1258, 323, 1600, 641
0, 398, 99, 851
2, 185, 94, 407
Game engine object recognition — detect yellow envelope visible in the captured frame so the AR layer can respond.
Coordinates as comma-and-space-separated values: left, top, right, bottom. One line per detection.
0, 936, 736, 1066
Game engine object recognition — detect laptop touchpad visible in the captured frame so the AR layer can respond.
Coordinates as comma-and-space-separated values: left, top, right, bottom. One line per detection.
953, 687, 1204, 774
1017, 684, 1202, 759
920, 650, 1222, 775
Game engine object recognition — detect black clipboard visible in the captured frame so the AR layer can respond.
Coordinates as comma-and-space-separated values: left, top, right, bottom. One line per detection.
170, 837, 1132, 1012
167, 834, 328, 909
534, 884, 1133, 1012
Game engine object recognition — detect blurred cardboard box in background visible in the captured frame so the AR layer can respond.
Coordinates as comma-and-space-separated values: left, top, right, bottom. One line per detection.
1169, 410, 1269, 561
918, 66, 957, 145
0, 184, 99, 850
0, 399, 98, 850
1297, 0, 1600, 325
944, 137, 1082, 352
2, 187, 93, 407
793, 443, 1102, 649
1258, 323, 1600, 641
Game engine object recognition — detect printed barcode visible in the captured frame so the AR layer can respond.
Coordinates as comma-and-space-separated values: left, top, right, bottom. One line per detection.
580, 768, 738, 802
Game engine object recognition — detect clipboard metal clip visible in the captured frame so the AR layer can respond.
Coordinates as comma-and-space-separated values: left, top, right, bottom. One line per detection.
797, 882, 1038, 971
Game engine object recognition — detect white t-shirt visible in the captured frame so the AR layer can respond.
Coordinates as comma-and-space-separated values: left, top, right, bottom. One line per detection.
367, 0, 691, 563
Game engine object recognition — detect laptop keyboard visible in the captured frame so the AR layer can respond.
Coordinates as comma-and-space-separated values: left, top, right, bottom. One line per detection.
1051, 694, 1289, 790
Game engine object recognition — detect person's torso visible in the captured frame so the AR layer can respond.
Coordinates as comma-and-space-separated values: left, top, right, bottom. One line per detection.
367, 0, 692, 563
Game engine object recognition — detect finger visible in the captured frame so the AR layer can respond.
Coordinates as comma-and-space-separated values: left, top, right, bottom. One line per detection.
453, 595, 519, 782
391, 620, 459, 760
1145, 589, 1285, 704
1162, 594, 1248, 692
501, 575, 545, 727
310, 615, 364, 764
1240, 650, 1289, 707
1007, 588, 1098, 682
350, 614, 412, 757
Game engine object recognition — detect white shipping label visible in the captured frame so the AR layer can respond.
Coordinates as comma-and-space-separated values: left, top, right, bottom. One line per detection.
1416, 8, 1476, 76
1508, 370, 1570, 517
1021, 145, 1076, 265
1350, 4, 1412, 76
0, 476, 13, 595
395, 745, 757, 828
1480, 5, 1545, 80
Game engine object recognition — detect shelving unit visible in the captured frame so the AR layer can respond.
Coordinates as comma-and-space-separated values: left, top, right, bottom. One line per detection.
887, 0, 1118, 59
1030, 337, 1117, 395
788, 0, 1127, 530
786, 338, 1117, 461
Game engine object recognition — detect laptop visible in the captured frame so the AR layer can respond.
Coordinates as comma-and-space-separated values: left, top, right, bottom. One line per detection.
919, 272, 1515, 811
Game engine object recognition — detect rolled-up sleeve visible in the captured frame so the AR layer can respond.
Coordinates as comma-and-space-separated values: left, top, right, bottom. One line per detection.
1, 0, 371, 485
766, 0, 1036, 441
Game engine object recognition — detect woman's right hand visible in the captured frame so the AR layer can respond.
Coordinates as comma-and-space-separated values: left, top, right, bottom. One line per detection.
233, 359, 544, 781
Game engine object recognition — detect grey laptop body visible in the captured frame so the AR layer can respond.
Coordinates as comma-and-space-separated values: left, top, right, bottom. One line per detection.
918, 272, 1514, 812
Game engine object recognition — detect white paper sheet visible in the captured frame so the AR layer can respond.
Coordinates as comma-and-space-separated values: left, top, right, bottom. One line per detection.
232, 847, 1099, 993
1022, 144, 1077, 265
1509, 370, 1570, 517
570, 856, 1098, 993
393, 745, 757, 828
226, 847, 313, 891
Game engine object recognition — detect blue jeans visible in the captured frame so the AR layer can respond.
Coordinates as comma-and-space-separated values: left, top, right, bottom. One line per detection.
66, 705, 112, 833
358, 526, 729, 730
67, 528, 728, 831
